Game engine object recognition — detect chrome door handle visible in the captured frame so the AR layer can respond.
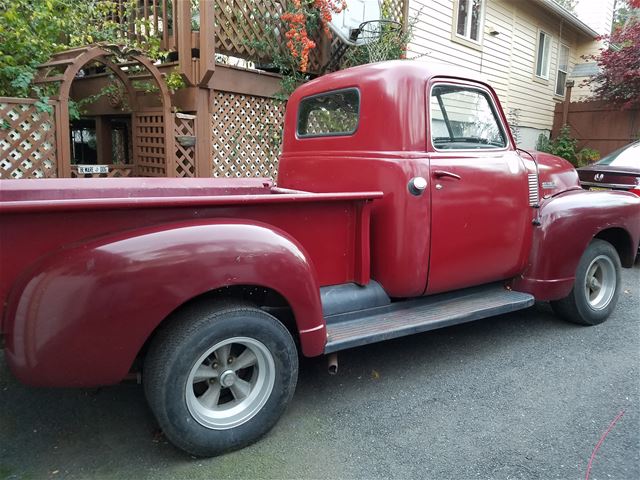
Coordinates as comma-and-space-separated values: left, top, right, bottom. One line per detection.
433, 170, 461, 180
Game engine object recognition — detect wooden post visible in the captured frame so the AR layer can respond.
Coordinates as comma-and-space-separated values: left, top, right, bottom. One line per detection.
177, 0, 195, 85
95, 116, 112, 165
52, 100, 67, 178
198, 0, 216, 87
195, 87, 212, 177
562, 80, 574, 126
57, 97, 72, 178
401, 0, 410, 32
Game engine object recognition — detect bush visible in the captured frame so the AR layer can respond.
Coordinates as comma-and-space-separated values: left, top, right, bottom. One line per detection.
535, 125, 599, 167
576, 147, 600, 165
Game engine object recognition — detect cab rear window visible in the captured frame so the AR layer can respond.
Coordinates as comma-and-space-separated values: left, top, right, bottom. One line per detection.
297, 89, 360, 138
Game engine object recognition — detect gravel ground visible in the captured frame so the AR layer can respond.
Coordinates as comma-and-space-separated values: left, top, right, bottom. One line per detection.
1, 264, 638, 480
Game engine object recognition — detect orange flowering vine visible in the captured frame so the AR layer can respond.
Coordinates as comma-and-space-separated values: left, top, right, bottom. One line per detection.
282, 0, 347, 72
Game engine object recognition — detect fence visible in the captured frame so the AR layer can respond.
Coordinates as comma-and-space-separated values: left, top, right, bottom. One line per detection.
108, 0, 408, 74
0, 98, 61, 179
0, 92, 284, 180
552, 100, 640, 157
211, 91, 284, 179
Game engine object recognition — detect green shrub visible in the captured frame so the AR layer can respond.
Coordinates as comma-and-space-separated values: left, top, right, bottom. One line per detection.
537, 125, 601, 167
576, 147, 600, 166
535, 133, 551, 153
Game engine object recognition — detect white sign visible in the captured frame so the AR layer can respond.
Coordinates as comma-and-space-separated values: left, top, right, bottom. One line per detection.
77, 165, 109, 174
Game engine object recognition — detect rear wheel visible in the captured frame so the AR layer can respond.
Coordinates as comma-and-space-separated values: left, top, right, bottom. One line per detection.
551, 239, 621, 325
144, 302, 298, 457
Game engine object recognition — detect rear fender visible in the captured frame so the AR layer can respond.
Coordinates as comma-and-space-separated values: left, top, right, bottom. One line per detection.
512, 190, 640, 300
4, 220, 325, 387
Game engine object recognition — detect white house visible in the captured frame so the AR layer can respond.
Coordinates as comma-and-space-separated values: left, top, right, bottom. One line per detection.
407, 0, 613, 148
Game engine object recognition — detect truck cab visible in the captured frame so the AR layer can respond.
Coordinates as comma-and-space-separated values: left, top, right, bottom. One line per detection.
278, 61, 638, 301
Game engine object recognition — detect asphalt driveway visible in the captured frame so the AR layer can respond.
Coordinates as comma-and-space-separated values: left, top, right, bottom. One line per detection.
1, 264, 638, 480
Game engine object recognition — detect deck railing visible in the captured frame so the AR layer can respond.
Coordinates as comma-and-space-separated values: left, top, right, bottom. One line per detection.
105, 0, 408, 76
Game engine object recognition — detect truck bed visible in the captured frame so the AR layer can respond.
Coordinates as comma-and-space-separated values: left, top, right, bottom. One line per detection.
0, 178, 382, 326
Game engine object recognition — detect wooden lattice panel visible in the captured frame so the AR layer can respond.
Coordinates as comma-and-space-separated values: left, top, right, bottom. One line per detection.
214, 0, 287, 61
0, 99, 57, 179
383, 0, 406, 24
174, 113, 196, 177
211, 91, 284, 179
135, 113, 166, 176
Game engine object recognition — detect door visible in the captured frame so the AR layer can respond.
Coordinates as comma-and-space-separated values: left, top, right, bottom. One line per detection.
426, 81, 531, 294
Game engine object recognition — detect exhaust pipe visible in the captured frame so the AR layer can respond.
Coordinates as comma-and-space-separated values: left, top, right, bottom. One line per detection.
327, 353, 338, 375
123, 372, 142, 384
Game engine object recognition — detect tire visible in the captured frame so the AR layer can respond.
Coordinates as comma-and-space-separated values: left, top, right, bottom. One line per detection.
144, 302, 298, 457
551, 239, 621, 326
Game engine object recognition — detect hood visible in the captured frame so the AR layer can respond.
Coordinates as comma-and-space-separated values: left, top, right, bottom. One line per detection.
526, 151, 581, 198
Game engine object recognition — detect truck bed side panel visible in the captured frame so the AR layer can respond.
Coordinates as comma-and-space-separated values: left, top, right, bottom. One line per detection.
4, 221, 325, 387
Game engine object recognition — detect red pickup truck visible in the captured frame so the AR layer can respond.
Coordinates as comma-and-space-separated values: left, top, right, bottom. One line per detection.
2, 61, 639, 457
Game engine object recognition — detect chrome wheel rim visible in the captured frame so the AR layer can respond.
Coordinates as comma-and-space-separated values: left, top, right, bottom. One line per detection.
186, 337, 275, 430
584, 255, 616, 310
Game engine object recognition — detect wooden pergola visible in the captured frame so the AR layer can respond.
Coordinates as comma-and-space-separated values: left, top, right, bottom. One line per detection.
33, 45, 177, 177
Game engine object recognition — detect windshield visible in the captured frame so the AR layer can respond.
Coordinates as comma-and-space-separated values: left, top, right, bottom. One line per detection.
596, 141, 639, 168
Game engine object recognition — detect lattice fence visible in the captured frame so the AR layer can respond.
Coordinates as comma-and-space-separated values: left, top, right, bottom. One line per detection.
214, 0, 286, 61
383, 0, 407, 24
213, 0, 329, 72
0, 98, 58, 179
174, 113, 196, 177
135, 113, 167, 176
211, 91, 284, 179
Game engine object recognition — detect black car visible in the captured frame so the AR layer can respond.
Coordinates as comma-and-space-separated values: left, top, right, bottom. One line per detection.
578, 141, 640, 196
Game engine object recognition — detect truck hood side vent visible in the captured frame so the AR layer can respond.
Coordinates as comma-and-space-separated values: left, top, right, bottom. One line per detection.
528, 173, 540, 207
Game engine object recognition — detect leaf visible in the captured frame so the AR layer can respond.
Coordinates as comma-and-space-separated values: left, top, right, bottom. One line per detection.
34, 97, 53, 114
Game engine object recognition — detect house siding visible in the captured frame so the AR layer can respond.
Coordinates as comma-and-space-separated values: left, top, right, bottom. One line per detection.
408, 0, 600, 146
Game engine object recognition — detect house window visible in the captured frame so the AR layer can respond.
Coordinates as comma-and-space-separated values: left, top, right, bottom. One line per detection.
555, 44, 570, 96
535, 30, 552, 79
456, 0, 484, 42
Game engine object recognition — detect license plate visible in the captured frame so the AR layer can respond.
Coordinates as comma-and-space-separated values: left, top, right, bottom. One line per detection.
589, 187, 610, 192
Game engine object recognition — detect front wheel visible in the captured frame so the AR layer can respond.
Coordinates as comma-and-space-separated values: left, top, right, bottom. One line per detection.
551, 239, 621, 326
144, 302, 298, 457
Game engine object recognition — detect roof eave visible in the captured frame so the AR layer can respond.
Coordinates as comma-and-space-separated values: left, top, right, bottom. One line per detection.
530, 0, 600, 38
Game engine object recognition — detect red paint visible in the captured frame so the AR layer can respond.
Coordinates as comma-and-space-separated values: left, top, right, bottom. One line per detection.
585, 410, 625, 480
511, 189, 640, 300
4, 220, 330, 386
2, 61, 640, 388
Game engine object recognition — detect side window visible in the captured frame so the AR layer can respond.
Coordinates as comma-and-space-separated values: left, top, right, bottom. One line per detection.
430, 85, 507, 150
455, 0, 484, 42
535, 30, 552, 79
555, 44, 570, 96
297, 89, 359, 137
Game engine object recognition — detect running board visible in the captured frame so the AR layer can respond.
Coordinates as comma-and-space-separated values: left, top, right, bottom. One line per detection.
324, 284, 534, 353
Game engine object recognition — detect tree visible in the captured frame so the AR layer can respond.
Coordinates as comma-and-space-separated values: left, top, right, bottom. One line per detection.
613, 0, 640, 31
553, 0, 577, 12
584, 19, 640, 109
0, 0, 164, 98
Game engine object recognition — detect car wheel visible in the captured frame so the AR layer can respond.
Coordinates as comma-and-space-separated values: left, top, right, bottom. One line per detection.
144, 302, 298, 457
551, 239, 621, 326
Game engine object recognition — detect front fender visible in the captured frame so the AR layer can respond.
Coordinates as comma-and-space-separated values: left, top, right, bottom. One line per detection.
5, 220, 325, 387
512, 190, 640, 300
